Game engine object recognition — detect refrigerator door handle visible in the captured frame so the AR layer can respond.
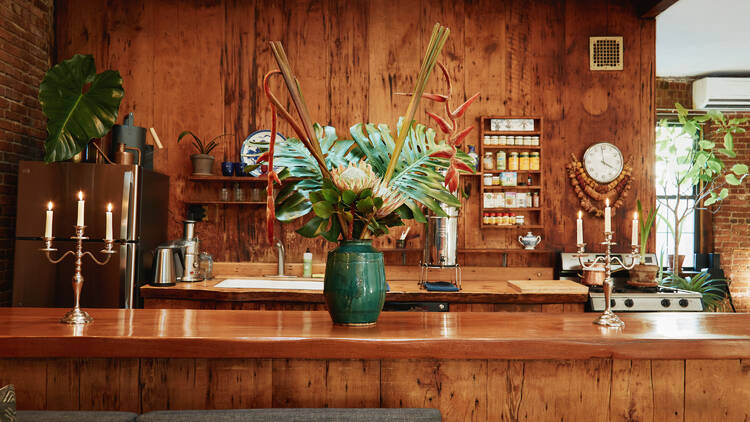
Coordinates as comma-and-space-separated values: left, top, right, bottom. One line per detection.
121, 243, 137, 309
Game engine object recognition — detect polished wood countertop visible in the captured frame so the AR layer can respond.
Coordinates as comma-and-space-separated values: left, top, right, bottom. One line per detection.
2, 308, 749, 360
140, 263, 583, 304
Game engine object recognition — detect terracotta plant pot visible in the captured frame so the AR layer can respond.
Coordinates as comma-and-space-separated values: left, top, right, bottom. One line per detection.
628, 264, 659, 287
191, 154, 215, 175
668, 255, 686, 274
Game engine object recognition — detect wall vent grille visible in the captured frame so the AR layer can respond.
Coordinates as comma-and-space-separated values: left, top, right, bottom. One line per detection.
589, 37, 623, 71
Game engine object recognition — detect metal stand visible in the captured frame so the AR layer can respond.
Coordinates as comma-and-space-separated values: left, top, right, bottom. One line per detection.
40, 225, 117, 324
418, 263, 462, 290
575, 232, 640, 328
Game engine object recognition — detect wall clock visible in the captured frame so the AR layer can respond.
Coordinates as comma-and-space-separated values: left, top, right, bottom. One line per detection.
582, 142, 624, 184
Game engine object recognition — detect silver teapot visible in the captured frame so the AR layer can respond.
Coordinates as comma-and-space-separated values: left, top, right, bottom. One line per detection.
518, 232, 542, 250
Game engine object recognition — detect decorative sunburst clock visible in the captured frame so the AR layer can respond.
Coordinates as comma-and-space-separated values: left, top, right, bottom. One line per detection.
566, 142, 633, 217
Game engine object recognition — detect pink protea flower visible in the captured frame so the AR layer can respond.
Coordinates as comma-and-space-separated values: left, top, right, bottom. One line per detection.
373, 180, 407, 218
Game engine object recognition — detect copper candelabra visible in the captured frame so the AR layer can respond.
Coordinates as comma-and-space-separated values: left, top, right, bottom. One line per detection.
40, 225, 116, 324
575, 231, 640, 328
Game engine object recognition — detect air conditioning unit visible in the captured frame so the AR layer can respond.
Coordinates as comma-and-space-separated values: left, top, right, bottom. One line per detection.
693, 77, 750, 110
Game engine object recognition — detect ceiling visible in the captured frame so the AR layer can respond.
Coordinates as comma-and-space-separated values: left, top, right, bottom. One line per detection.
656, 0, 750, 78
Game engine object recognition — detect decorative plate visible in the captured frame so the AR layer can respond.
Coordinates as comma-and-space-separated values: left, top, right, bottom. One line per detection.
240, 130, 285, 176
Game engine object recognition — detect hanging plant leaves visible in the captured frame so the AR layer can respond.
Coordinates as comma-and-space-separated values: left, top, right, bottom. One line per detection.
39, 54, 124, 162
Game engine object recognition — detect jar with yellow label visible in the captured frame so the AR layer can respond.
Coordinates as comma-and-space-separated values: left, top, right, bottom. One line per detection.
530, 152, 540, 170
519, 152, 530, 171
508, 152, 519, 170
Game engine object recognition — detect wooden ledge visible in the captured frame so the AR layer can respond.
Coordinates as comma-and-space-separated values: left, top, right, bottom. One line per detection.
1, 308, 750, 360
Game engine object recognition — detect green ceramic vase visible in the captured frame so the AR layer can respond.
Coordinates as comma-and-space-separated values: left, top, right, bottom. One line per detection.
324, 240, 386, 326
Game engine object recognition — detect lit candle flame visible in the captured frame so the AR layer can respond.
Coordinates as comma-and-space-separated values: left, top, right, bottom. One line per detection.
77, 191, 83, 201
107, 203, 112, 212
605, 198, 610, 207
47, 201, 53, 211
634, 211, 638, 220
578, 210, 582, 219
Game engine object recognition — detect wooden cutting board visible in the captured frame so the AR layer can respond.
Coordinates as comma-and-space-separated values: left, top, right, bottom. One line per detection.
507, 279, 588, 294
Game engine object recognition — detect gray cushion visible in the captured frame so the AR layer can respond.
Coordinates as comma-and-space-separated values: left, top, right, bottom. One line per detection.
0, 385, 15, 422
137, 408, 441, 422
16, 410, 138, 422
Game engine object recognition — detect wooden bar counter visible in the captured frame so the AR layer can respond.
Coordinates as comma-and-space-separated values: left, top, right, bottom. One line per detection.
1, 308, 750, 420
141, 263, 588, 312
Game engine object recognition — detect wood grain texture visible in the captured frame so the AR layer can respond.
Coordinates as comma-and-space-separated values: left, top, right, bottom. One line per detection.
4, 308, 750, 361
55, 0, 655, 264
1, 356, 746, 421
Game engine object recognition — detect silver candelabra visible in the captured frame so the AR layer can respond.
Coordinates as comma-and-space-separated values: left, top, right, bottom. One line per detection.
40, 225, 116, 324
575, 231, 640, 328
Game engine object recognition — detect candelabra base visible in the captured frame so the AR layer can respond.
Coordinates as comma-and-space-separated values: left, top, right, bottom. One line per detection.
60, 308, 93, 325
593, 310, 624, 328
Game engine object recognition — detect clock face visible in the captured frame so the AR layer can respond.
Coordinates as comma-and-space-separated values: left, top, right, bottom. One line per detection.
582, 142, 624, 183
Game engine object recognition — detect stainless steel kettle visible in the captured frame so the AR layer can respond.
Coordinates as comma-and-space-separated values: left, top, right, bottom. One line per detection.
151, 245, 179, 286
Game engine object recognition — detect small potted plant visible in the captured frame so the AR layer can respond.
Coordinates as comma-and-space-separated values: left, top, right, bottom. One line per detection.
628, 200, 659, 286
177, 131, 231, 175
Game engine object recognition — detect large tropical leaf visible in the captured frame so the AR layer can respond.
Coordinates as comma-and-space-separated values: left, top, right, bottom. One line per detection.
350, 119, 470, 216
39, 54, 124, 162
273, 124, 363, 221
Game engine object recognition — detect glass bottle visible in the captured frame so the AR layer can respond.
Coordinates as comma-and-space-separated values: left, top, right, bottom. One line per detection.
483, 152, 494, 170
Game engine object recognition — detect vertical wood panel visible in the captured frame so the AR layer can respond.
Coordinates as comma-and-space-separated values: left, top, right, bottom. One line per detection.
0, 358, 48, 410
56, 0, 655, 263
685, 359, 750, 422
381, 359, 487, 421
272, 359, 380, 408
45, 359, 79, 410
206, 359, 273, 409
651, 359, 684, 422
79, 358, 140, 413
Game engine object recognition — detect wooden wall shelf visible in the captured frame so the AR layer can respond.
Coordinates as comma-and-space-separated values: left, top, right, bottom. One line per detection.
189, 175, 300, 183
479, 116, 544, 232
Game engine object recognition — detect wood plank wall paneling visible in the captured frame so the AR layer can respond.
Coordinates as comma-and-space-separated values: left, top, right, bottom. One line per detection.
2, 358, 749, 421
55, 0, 655, 265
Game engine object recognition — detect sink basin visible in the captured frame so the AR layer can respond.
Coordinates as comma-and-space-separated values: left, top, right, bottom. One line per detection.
214, 278, 324, 291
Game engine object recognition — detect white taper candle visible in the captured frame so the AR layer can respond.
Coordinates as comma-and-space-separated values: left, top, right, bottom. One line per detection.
632, 211, 639, 247
44, 201, 53, 238
604, 198, 611, 233
105, 203, 113, 241
76, 191, 84, 226
576, 210, 583, 245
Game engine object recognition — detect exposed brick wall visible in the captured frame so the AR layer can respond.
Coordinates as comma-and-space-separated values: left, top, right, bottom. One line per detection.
655, 77, 694, 109
711, 115, 750, 311
0, 1, 54, 306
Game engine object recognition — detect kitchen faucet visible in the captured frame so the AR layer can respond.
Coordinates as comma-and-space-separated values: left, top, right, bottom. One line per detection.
275, 240, 285, 276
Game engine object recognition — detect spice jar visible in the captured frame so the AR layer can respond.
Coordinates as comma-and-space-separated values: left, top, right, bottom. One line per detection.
483, 152, 494, 170
530, 152, 540, 170
508, 152, 519, 170
519, 152, 530, 170
496, 150, 506, 170
532, 136, 540, 146
492, 175, 501, 186
483, 212, 490, 225
533, 192, 539, 208
516, 214, 525, 225
483, 135, 491, 145
499, 136, 507, 145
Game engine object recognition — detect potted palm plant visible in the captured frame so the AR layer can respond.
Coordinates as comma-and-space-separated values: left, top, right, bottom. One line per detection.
628, 200, 659, 286
177, 131, 232, 175
259, 24, 477, 325
39, 54, 124, 162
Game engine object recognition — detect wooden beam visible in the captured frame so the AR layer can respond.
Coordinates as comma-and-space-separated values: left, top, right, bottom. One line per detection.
638, 0, 680, 18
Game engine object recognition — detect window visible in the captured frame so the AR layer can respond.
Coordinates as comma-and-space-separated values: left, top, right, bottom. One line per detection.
655, 124, 699, 269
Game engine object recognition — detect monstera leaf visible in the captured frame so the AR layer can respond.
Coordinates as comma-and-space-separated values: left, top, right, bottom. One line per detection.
39, 54, 124, 162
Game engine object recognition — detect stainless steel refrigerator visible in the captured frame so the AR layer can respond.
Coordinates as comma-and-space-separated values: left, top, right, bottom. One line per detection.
13, 161, 168, 308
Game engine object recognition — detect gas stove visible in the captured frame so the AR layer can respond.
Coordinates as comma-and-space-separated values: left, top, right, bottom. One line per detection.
557, 252, 703, 312
588, 285, 703, 312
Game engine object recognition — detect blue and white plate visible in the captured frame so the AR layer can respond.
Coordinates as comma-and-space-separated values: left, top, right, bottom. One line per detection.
240, 130, 285, 176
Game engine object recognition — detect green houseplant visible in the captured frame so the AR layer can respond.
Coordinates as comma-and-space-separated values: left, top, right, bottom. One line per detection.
655, 103, 749, 275
661, 270, 729, 311
259, 24, 477, 325
177, 131, 232, 175
39, 54, 124, 162
629, 200, 659, 285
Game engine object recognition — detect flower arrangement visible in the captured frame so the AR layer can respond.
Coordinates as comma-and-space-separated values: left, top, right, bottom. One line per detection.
259, 23, 478, 243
